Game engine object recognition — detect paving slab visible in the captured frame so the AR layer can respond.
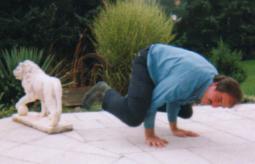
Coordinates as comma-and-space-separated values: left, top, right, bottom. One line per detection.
0, 104, 254, 164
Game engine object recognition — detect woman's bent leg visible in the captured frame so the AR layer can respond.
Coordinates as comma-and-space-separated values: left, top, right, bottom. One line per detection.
102, 48, 154, 126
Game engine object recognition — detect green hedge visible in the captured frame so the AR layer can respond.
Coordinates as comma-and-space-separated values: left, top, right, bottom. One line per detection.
0, 0, 103, 59
173, 0, 255, 59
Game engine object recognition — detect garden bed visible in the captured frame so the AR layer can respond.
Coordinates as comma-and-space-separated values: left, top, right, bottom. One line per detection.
62, 86, 91, 107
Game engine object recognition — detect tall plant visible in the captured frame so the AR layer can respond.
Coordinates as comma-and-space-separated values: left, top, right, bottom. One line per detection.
0, 47, 71, 106
92, 0, 174, 93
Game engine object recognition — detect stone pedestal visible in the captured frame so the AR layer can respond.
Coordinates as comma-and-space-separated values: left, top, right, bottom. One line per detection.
13, 112, 73, 134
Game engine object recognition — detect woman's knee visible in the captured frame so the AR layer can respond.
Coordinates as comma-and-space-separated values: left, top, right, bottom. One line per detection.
126, 117, 144, 127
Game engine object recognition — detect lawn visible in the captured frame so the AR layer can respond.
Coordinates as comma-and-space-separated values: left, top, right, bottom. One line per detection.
241, 60, 255, 97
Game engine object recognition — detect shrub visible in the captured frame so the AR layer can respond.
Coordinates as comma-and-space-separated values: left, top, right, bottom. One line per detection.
158, 0, 188, 17
0, 47, 70, 106
0, 91, 16, 118
92, 0, 174, 93
0, 0, 103, 59
0, 106, 16, 119
210, 40, 246, 83
174, 0, 255, 59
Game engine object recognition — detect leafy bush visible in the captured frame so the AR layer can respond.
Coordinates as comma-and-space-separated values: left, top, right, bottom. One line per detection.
0, 92, 5, 110
0, 0, 103, 58
0, 47, 70, 106
92, 0, 174, 93
158, 0, 187, 17
173, 0, 255, 59
0, 91, 16, 118
0, 106, 16, 119
210, 40, 246, 83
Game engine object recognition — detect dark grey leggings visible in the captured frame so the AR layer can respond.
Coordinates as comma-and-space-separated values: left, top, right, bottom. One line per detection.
102, 47, 153, 126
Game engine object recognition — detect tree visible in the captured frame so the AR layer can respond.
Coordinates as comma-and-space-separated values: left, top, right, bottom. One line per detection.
0, 0, 103, 59
173, 0, 255, 59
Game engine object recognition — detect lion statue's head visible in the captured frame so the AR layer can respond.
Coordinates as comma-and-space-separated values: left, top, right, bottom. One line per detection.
13, 60, 43, 80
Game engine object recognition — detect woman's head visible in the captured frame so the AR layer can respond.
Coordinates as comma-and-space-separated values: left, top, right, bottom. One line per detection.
213, 75, 242, 103
201, 75, 242, 108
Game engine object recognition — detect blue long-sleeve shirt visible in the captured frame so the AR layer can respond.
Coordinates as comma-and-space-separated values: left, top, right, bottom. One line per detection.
144, 44, 218, 128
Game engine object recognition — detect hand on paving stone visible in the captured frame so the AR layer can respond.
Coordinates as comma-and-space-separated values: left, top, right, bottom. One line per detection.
146, 135, 168, 147
172, 128, 199, 137
145, 128, 168, 147
170, 122, 199, 137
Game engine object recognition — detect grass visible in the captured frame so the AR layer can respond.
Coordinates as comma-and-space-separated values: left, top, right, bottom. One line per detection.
241, 60, 255, 97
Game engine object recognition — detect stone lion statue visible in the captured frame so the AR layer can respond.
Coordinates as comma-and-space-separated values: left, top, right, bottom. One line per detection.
13, 60, 62, 127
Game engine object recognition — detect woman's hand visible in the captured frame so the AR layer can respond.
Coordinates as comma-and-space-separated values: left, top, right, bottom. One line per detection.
172, 128, 199, 137
145, 128, 168, 147
170, 122, 199, 137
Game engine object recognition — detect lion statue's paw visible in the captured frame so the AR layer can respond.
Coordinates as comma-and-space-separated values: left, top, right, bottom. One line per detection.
17, 106, 29, 116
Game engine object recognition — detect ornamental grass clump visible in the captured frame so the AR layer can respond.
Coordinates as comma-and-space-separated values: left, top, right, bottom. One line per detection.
92, 0, 174, 93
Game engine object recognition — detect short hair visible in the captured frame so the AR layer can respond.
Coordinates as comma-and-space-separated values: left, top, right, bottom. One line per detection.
213, 75, 243, 103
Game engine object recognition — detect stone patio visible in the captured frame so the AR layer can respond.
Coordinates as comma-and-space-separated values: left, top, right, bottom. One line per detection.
0, 104, 255, 164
